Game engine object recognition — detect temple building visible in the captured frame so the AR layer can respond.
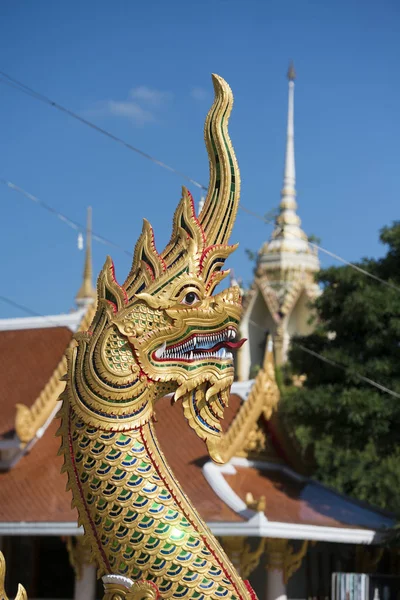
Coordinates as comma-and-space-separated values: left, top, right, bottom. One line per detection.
0, 73, 398, 600
237, 63, 320, 376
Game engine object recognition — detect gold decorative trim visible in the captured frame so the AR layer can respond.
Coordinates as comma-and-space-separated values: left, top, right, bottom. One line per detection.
220, 537, 265, 579
279, 278, 304, 318
15, 304, 96, 444
0, 551, 27, 600
103, 577, 159, 600
65, 536, 93, 580
245, 492, 266, 513
265, 539, 308, 584
241, 285, 256, 314
208, 338, 280, 463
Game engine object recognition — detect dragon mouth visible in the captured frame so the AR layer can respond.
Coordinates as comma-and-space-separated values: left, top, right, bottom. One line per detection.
152, 327, 245, 363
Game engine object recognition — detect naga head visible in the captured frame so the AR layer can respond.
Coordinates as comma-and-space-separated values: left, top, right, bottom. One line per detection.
66, 75, 243, 460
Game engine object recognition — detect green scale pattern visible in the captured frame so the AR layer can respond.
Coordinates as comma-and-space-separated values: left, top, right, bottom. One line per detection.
69, 411, 241, 600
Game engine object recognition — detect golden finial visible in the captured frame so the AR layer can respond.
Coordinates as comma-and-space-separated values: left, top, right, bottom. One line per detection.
287, 61, 296, 81
75, 206, 96, 307
245, 492, 266, 513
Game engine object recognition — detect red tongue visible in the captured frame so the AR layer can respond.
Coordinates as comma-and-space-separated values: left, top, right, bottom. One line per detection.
225, 338, 246, 350
204, 338, 246, 353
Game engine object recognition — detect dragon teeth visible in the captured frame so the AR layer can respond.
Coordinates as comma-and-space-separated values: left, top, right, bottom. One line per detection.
155, 341, 167, 359
157, 329, 237, 362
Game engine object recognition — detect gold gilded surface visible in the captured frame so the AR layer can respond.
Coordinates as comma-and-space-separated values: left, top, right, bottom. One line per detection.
58, 75, 255, 600
221, 538, 265, 580
103, 576, 159, 600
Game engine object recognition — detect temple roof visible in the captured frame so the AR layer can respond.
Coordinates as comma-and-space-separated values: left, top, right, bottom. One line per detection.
0, 390, 394, 541
0, 314, 395, 542
0, 326, 73, 438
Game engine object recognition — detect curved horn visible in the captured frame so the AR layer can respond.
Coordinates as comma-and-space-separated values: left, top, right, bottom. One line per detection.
198, 74, 240, 246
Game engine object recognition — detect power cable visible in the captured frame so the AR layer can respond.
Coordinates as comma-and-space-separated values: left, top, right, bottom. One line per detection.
3, 174, 399, 293
2, 293, 399, 400
0, 295, 42, 317
293, 342, 400, 399
247, 319, 400, 400
0, 71, 206, 191
1, 70, 399, 292
240, 206, 400, 293
0, 178, 132, 256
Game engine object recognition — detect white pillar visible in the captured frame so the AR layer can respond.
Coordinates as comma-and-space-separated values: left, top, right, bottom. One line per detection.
265, 539, 288, 600
73, 563, 96, 600
266, 568, 287, 600
265, 538, 308, 600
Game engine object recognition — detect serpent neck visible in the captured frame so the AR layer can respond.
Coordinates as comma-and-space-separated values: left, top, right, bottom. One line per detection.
64, 407, 250, 600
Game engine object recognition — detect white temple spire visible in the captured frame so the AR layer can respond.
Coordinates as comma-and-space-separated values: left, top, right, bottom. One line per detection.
281, 61, 297, 208
75, 207, 96, 308
237, 64, 320, 376
269, 61, 306, 245
258, 63, 320, 260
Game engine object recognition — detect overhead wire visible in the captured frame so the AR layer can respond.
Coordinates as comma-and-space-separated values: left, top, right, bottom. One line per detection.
1, 69, 399, 292
0, 295, 42, 317
0, 178, 132, 256
0, 71, 206, 191
0, 295, 82, 328
293, 343, 400, 399
3, 173, 399, 294
1, 293, 399, 400
247, 319, 400, 400
239, 206, 400, 293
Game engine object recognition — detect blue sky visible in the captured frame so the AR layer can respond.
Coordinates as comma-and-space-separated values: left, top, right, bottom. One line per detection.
1, 0, 399, 318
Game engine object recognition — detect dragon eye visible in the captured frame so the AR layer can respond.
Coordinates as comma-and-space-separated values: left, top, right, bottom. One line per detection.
181, 291, 200, 306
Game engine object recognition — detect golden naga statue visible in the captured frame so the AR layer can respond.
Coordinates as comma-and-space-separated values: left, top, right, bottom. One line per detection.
56, 74, 255, 600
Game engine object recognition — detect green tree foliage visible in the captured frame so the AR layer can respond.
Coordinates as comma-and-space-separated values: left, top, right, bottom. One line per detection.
280, 222, 400, 514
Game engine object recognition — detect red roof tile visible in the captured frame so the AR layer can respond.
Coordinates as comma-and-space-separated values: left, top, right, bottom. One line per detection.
0, 395, 243, 524
0, 328, 73, 436
0, 419, 75, 522
224, 465, 394, 530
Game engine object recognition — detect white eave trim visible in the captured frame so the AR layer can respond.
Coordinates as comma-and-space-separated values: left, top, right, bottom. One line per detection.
208, 519, 383, 545
230, 380, 255, 400
0, 522, 84, 536
202, 461, 256, 520
0, 520, 383, 545
0, 308, 87, 332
